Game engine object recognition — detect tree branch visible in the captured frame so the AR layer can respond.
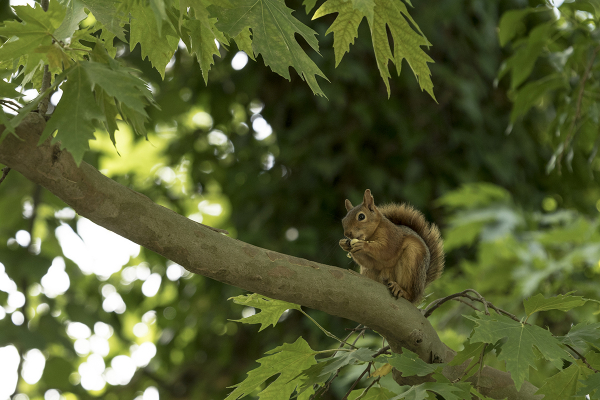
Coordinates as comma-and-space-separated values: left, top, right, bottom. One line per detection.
0, 113, 541, 400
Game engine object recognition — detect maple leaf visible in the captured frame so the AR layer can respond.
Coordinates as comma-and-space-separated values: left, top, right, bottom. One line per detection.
465, 311, 569, 390
54, 0, 87, 41
394, 382, 471, 400
370, 0, 434, 99
313, 0, 362, 67
384, 349, 443, 377
294, 348, 376, 394
40, 64, 104, 165
225, 337, 317, 400
524, 293, 589, 319
210, 0, 328, 96
81, 61, 153, 116
80, 0, 127, 41
559, 321, 600, 350
229, 293, 301, 331
0, 6, 55, 63
535, 361, 593, 400
578, 372, 600, 399
129, 2, 179, 78
182, 14, 228, 84
313, 0, 434, 99
233, 27, 256, 60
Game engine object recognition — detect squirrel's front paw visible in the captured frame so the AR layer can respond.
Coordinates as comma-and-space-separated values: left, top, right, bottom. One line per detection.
339, 238, 351, 251
387, 282, 407, 299
350, 239, 365, 253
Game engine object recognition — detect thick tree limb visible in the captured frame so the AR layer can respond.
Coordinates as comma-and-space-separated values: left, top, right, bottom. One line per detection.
0, 114, 542, 399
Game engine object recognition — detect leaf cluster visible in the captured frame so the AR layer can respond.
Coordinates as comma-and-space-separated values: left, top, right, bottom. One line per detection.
498, 1, 600, 173
227, 291, 600, 400
0, 0, 435, 163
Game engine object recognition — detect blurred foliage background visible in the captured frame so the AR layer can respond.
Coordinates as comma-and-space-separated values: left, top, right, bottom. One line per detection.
1, 0, 600, 399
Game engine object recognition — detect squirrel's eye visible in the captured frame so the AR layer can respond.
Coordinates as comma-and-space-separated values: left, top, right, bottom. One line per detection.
358, 213, 366, 221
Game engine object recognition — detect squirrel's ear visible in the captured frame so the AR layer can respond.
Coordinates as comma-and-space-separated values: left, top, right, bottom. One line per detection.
363, 189, 375, 211
345, 199, 353, 211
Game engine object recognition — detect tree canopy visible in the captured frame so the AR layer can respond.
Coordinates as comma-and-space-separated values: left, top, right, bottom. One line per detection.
1, 0, 600, 399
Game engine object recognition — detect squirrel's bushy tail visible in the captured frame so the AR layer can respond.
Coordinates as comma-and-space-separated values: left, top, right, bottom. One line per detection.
378, 203, 444, 284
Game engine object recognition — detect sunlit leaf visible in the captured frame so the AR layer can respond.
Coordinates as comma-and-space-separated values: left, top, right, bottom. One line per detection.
211, 0, 328, 96
129, 2, 179, 78
229, 293, 301, 331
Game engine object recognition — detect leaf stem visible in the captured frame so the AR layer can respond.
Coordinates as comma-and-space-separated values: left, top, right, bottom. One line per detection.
299, 309, 356, 348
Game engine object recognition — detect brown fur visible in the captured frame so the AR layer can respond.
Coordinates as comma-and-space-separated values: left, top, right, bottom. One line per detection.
340, 190, 444, 303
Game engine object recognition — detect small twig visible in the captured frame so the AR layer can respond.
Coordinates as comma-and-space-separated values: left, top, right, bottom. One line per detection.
565, 344, 600, 373
462, 294, 519, 322
310, 324, 365, 399
373, 345, 391, 357
452, 297, 481, 312
0, 167, 11, 185
341, 363, 371, 400
353, 376, 380, 400
424, 289, 490, 318
0, 99, 21, 112
452, 357, 480, 383
299, 309, 356, 349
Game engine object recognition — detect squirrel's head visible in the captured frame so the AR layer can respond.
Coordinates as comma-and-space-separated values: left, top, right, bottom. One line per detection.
341, 189, 382, 240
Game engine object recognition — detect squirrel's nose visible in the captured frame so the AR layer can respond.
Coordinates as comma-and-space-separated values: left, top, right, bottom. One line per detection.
344, 231, 353, 239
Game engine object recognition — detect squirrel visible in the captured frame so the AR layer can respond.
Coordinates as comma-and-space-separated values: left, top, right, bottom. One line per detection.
339, 189, 444, 304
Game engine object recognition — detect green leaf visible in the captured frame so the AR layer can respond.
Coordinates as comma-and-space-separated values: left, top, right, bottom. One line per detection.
149, 0, 168, 36
54, 0, 88, 41
313, 0, 363, 67
80, 61, 153, 116
578, 372, 600, 398
524, 293, 588, 318
369, 0, 434, 99
79, 0, 127, 41
211, 0, 328, 96
435, 183, 511, 210
558, 321, 600, 350
394, 382, 471, 400
510, 74, 566, 122
229, 293, 301, 331
41, 63, 104, 165
498, 8, 533, 47
502, 22, 552, 89
351, 0, 374, 23
384, 349, 442, 377
448, 340, 488, 382
464, 311, 569, 390
449, 340, 486, 367
95, 86, 120, 146
2, 68, 66, 140
302, 0, 318, 13
0, 7, 54, 63
0, 79, 18, 98
183, 14, 227, 84
535, 361, 593, 400
225, 337, 317, 400
296, 348, 376, 394
232, 27, 255, 61
348, 387, 398, 400
129, 2, 179, 78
